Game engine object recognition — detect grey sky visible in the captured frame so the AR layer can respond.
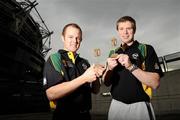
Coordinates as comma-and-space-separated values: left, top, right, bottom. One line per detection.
36, 0, 180, 64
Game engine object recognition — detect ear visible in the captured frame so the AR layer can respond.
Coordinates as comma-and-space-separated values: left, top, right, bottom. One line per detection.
61, 35, 65, 42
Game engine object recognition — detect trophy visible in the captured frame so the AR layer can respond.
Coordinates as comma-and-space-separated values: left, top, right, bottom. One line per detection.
93, 48, 101, 58
110, 37, 118, 58
93, 48, 105, 84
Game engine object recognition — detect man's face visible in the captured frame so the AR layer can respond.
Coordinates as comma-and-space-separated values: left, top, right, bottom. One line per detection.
117, 21, 135, 45
62, 26, 81, 53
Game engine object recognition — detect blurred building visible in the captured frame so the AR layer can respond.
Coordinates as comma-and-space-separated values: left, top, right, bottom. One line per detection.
0, 0, 52, 114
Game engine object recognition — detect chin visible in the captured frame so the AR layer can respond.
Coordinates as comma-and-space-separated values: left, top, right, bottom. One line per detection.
70, 49, 78, 52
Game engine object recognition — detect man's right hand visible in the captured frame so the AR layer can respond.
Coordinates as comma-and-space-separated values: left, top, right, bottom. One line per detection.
107, 55, 119, 71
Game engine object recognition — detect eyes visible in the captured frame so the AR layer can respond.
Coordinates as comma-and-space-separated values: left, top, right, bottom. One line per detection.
68, 35, 81, 42
119, 27, 133, 31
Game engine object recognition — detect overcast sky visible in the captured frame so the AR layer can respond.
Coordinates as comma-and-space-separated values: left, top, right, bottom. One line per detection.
36, 0, 180, 64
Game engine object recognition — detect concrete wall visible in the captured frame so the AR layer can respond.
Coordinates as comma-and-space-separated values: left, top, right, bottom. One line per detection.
152, 69, 180, 115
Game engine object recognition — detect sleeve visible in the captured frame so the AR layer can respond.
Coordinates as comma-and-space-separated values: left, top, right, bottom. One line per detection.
145, 45, 164, 77
43, 57, 64, 90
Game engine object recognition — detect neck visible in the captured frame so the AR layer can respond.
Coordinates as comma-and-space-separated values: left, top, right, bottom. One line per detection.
63, 48, 76, 55
122, 40, 134, 47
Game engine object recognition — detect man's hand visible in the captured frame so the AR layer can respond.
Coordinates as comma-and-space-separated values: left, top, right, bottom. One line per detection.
117, 54, 132, 69
94, 64, 106, 77
106, 54, 119, 70
82, 64, 105, 83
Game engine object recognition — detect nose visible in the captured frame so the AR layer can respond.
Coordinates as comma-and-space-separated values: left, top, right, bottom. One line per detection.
123, 29, 128, 34
71, 37, 77, 42
73, 37, 80, 43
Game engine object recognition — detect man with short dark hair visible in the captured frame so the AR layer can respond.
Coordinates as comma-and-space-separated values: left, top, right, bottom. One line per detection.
103, 16, 163, 120
43, 23, 105, 120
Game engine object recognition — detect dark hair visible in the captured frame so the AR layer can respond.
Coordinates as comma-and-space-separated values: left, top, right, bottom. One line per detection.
116, 16, 136, 33
62, 23, 82, 41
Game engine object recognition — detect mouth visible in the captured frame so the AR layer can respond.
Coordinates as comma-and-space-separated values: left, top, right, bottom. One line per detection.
122, 36, 129, 39
71, 44, 77, 47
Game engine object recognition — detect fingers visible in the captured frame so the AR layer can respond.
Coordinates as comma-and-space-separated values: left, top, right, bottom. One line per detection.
117, 54, 132, 68
118, 56, 125, 66
110, 53, 119, 58
83, 64, 105, 83
94, 64, 106, 77
83, 65, 97, 82
107, 57, 119, 70
109, 53, 131, 68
